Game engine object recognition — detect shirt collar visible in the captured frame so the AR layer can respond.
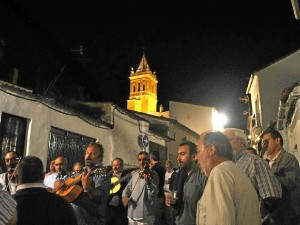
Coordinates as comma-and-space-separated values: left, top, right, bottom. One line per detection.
17, 182, 46, 191
267, 149, 282, 161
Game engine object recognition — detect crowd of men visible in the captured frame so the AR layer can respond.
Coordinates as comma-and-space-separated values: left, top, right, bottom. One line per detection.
0, 128, 299, 225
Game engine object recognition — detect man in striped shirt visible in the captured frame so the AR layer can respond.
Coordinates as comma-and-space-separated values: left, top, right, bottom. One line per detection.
0, 189, 17, 225
224, 128, 282, 225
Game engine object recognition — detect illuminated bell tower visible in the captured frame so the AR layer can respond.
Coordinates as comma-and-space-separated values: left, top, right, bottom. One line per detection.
127, 53, 158, 114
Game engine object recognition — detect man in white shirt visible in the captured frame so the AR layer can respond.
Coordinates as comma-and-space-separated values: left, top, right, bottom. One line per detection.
0, 151, 18, 195
195, 131, 261, 225
164, 160, 174, 193
43, 156, 69, 192
164, 160, 175, 225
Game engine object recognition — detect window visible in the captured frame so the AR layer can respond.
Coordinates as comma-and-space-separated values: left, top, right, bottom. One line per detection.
0, 113, 27, 170
47, 127, 95, 172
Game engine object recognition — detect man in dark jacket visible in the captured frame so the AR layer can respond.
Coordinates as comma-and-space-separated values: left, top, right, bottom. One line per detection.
13, 156, 78, 225
105, 157, 132, 225
262, 129, 300, 225
150, 151, 166, 225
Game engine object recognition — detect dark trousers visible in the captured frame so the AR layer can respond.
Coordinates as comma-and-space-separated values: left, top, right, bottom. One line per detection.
164, 205, 175, 225
104, 205, 128, 225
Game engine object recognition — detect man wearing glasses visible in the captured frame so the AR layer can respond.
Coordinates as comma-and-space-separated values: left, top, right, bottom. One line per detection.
0, 151, 18, 194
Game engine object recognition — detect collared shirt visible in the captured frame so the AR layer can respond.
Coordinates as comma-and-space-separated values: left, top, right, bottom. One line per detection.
122, 169, 159, 220
234, 150, 282, 198
0, 172, 17, 195
197, 161, 261, 225
233, 150, 282, 221
267, 150, 281, 168
17, 182, 46, 191
176, 166, 207, 225
43, 172, 70, 190
43, 172, 58, 189
164, 169, 174, 192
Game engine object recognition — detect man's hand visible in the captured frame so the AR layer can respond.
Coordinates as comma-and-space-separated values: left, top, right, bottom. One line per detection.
122, 196, 129, 207
53, 180, 65, 193
81, 168, 92, 191
49, 160, 55, 173
165, 194, 172, 207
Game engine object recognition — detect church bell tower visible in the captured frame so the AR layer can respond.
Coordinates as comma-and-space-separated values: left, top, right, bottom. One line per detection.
127, 53, 158, 114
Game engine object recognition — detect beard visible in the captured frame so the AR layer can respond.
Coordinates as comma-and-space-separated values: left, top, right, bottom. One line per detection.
56, 169, 64, 175
85, 160, 94, 168
7, 167, 15, 173
182, 159, 193, 171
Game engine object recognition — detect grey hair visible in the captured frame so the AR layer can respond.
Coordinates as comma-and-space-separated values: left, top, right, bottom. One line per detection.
224, 128, 248, 147
203, 131, 233, 161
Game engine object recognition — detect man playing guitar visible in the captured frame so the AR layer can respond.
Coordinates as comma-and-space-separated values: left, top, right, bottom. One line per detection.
105, 157, 132, 225
70, 142, 111, 225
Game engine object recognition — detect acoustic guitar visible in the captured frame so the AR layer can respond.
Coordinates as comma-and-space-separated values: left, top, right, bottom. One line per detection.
110, 169, 138, 194
56, 166, 112, 202
110, 173, 132, 194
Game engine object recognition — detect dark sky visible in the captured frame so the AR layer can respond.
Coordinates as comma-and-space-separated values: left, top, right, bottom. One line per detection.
1, 0, 300, 129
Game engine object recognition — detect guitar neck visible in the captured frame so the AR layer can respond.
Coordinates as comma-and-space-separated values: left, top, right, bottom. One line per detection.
118, 173, 132, 183
65, 166, 112, 188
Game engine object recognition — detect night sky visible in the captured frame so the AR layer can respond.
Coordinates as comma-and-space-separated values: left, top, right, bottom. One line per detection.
1, 0, 300, 129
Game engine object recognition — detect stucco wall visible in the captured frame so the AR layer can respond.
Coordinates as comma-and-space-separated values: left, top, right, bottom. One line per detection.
0, 90, 111, 168
169, 101, 213, 135
0, 88, 205, 171
165, 122, 199, 167
287, 95, 300, 162
254, 50, 300, 131
110, 107, 150, 167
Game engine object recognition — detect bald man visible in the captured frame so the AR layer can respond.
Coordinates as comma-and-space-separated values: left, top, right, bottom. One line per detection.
44, 156, 69, 192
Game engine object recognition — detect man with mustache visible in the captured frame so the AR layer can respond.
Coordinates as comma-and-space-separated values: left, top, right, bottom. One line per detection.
0, 151, 18, 194
122, 151, 159, 225
70, 142, 111, 225
105, 157, 132, 225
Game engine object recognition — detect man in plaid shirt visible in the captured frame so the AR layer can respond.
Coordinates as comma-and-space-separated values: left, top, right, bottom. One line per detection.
224, 128, 282, 225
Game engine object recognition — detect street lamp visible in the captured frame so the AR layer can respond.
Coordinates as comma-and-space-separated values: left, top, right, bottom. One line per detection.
212, 109, 227, 131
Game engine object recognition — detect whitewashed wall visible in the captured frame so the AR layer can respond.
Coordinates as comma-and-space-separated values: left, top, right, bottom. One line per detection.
286, 87, 300, 162
0, 89, 111, 168
165, 122, 199, 167
110, 107, 150, 167
169, 101, 213, 135
249, 50, 300, 132
0, 87, 204, 171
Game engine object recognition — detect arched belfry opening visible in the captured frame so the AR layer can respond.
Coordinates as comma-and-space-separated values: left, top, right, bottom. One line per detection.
127, 53, 158, 114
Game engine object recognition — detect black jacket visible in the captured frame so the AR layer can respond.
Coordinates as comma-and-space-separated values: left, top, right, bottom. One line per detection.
13, 187, 78, 225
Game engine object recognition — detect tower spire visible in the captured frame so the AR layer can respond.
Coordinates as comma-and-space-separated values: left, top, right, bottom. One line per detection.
136, 52, 151, 73
127, 51, 158, 114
